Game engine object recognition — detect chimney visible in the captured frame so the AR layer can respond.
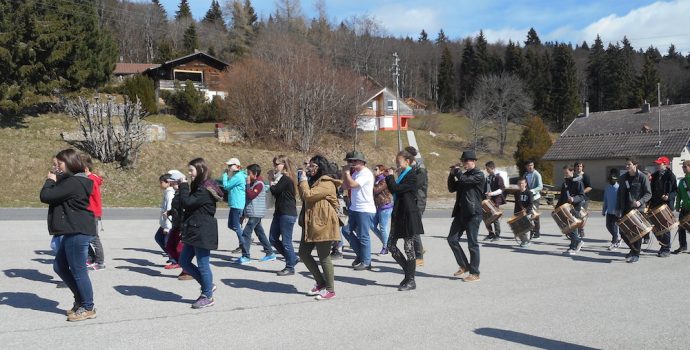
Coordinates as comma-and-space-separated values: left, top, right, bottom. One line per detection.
642, 100, 651, 113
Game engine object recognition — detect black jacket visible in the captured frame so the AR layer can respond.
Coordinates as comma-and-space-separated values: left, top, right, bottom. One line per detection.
169, 189, 183, 230
448, 167, 486, 218
556, 177, 585, 211
385, 171, 424, 238
486, 172, 506, 206
514, 190, 533, 214
412, 164, 428, 214
617, 170, 652, 215
650, 169, 678, 208
40, 174, 97, 236
179, 182, 221, 250
270, 175, 298, 217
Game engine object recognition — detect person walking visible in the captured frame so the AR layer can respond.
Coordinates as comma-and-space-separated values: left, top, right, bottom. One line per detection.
178, 158, 224, 308
617, 158, 652, 263
239, 164, 276, 264
269, 155, 299, 276
673, 160, 690, 254
372, 164, 393, 255
525, 160, 543, 240
385, 150, 424, 291
405, 146, 428, 267
447, 150, 485, 282
341, 151, 376, 271
483, 161, 506, 242
222, 157, 247, 254
557, 165, 585, 256
40, 148, 98, 321
297, 155, 343, 300
602, 171, 621, 251
81, 154, 105, 270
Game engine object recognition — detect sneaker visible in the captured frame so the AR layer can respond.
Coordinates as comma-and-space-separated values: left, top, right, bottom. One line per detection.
353, 262, 371, 271
277, 268, 295, 276
608, 242, 620, 251
463, 274, 480, 282
351, 258, 362, 267
88, 263, 105, 271
178, 272, 194, 280
531, 233, 541, 240
562, 249, 574, 255
415, 259, 424, 267
235, 256, 252, 264
330, 251, 343, 260
191, 295, 215, 309
66, 302, 80, 316
658, 250, 671, 258
453, 266, 468, 277
315, 290, 336, 301
67, 307, 96, 322
672, 246, 687, 254
260, 254, 277, 262
164, 263, 180, 270
306, 284, 325, 296
379, 248, 388, 255
491, 235, 501, 242
483, 234, 495, 241
627, 255, 639, 263
575, 241, 583, 252
519, 241, 530, 248
231, 246, 242, 254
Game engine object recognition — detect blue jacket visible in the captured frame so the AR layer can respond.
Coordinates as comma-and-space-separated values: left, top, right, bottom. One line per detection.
602, 183, 619, 216
222, 170, 247, 209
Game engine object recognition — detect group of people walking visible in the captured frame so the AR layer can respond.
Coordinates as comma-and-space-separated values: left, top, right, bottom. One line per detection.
41, 146, 690, 322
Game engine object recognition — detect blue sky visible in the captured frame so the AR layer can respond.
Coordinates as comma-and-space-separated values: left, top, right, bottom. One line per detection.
158, 0, 690, 53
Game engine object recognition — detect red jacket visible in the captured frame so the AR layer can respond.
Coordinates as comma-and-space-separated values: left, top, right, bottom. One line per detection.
87, 173, 103, 218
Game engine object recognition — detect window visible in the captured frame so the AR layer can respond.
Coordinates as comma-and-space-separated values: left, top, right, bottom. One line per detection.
173, 70, 203, 83
386, 100, 396, 110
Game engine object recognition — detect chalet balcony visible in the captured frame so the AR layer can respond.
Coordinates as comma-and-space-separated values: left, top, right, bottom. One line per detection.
159, 80, 207, 91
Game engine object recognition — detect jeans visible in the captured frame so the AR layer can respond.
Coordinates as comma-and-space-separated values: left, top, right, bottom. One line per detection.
154, 226, 169, 257
339, 223, 351, 249
228, 208, 244, 247
447, 215, 481, 275
179, 244, 213, 297
679, 209, 688, 248
53, 234, 94, 310
269, 215, 298, 270
50, 235, 62, 254
298, 240, 335, 292
241, 217, 273, 258
346, 211, 375, 265
372, 208, 392, 248
605, 214, 620, 243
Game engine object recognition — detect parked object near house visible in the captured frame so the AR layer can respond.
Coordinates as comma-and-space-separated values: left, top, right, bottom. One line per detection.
544, 103, 690, 194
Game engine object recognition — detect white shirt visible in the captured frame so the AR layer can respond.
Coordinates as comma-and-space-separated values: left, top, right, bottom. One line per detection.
349, 167, 377, 213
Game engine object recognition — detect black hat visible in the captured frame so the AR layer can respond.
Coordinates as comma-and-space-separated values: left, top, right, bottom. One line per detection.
345, 151, 366, 163
460, 150, 478, 161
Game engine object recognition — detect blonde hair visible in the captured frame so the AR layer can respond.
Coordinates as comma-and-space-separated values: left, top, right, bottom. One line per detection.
273, 155, 298, 195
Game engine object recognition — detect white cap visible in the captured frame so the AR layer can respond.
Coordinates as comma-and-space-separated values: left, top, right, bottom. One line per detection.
167, 170, 185, 182
225, 158, 241, 166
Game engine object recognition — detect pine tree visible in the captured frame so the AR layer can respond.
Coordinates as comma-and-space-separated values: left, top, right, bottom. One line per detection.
152, 0, 168, 18
549, 44, 580, 130
437, 45, 455, 112
203, 0, 226, 30
639, 48, 660, 104
580, 41, 589, 51
459, 38, 476, 104
474, 30, 490, 77
504, 40, 525, 78
436, 29, 448, 45
586, 35, 606, 111
228, 0, 256, 58
418, 29, 428, 43
525, 27, 541, 47
514, 116, 553, 184
525, 48, 552, 118
176, 0, 192, 20
183, 22, 199, 54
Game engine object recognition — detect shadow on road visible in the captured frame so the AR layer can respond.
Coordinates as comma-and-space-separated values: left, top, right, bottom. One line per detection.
113, 285, 194, 303
474, 327, 599, 349
123, 247, 166, 256
3, 268, 60, 285
115, 266, 176, 278
113, 258, 159, 267
0, 292, 64, 315
221, 278, 300, 295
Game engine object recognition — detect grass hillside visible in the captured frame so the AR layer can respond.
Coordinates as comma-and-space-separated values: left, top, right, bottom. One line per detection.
0, 112, 526, 207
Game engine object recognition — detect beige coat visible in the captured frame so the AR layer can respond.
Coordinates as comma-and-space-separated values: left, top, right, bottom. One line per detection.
298, 176, 343, 242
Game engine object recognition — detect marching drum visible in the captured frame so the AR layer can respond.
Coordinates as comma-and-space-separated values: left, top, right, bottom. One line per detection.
645, 204, 678, 237
482, 199, 503, 224
680, 212, 690, 232
551, 203, 582, 235
508, 212, 533, 238
617, 210, 654, 244
577, 208, 589, 228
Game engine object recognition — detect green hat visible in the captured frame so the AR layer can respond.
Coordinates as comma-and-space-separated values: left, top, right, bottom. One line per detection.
345, 150, 366, 163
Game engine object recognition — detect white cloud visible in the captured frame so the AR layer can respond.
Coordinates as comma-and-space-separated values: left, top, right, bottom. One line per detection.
578, 0, 690, 54
371, 5, 440, 37
474, 28, 531, 45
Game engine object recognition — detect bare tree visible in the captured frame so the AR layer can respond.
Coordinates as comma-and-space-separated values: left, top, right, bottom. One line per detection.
473, 73, 532, 155
464, 90, 496, 151
63, 96, 148, 168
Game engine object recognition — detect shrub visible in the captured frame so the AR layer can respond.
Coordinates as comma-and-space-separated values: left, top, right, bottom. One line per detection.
514, 115, 554, 184
164, 81, 206, 122
122, 75, 157, 114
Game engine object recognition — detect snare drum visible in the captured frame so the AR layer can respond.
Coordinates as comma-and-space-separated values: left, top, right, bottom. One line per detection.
577, 208, 589, 228
617, 210, 654, 243
482, 199, 503, 224
680, 212, 690, 232
645, 204, 679, 237
551, 203, 582, 235
508, 212, 533, 238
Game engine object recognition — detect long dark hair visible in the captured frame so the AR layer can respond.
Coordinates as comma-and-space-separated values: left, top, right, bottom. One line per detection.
189, 157, 211, 191
308, 155, 330, 186
55, 148, 85, 175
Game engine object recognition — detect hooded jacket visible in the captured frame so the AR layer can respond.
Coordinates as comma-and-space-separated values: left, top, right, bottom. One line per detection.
40, 173, 97, 236
179, 180, 224, 250
298, 176, 344, 242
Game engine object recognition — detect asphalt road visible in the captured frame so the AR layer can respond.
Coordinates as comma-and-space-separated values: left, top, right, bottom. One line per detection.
1, 213, 689, 349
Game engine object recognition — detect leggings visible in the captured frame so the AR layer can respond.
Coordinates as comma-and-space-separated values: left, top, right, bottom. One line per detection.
388, 236, 415, 268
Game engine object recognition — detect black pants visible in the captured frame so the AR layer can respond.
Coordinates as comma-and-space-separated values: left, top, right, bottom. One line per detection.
412, 234, 424, 258
484, 219, 501, 236
87, 218, 104, 264
447, 214, 481, 275
679, 209, 689, 248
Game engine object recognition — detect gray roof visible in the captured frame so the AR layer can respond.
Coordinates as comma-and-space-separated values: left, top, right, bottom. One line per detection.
543, 104, 690, 160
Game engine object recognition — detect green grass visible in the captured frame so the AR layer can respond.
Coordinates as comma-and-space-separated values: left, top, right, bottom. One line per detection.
0, 111, 532, 207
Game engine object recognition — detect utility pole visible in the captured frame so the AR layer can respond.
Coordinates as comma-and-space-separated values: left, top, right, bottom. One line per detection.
393, 52, 402, 152
657, 82, 661, 149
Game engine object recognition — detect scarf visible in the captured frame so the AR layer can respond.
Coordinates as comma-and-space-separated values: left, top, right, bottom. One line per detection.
393, 166, 412, 201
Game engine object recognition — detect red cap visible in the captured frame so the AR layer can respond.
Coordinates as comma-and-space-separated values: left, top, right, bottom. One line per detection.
654, 156, 670, 165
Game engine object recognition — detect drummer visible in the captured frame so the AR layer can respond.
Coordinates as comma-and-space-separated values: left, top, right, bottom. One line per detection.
513, 178, 533, 248
649, 156, 677, 257
573, 161, 592, 238
557, 165, 585, 256
673, 160, 690, 254
617, 157, 652, 263
483, 161, 506, 242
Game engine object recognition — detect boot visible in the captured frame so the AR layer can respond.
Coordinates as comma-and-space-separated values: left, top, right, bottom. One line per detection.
398, 260, 409, 287
398, 260, 416, 291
